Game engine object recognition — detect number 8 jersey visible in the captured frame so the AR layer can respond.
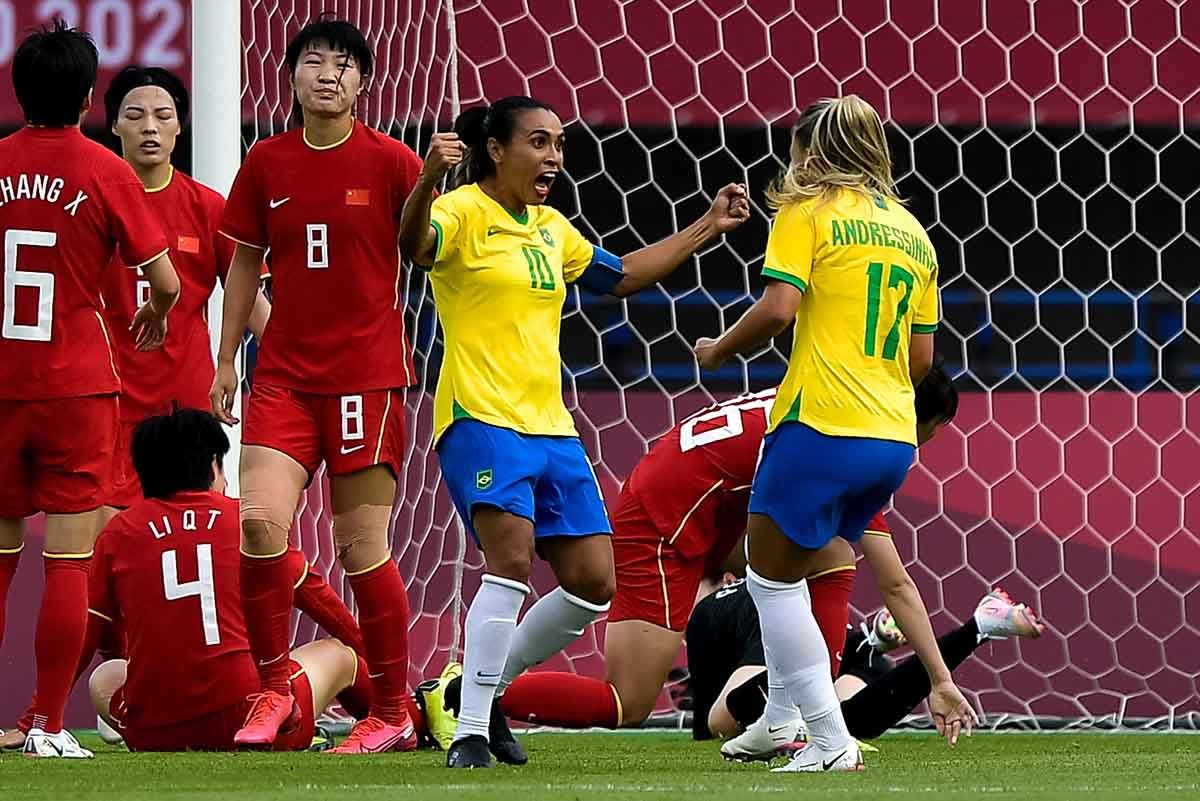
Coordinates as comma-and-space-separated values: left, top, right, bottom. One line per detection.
219, 122, 423, 392
763, 188, 939, 445
0, 127, 169, 399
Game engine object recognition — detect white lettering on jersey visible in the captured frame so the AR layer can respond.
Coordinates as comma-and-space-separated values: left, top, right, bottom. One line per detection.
0, 174, 66, 208
679, 389, 776, 453
63, 190, 89, 217
148, 507, 224, 538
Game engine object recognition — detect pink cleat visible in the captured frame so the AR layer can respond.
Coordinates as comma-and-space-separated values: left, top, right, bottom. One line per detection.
234, 691, 299, 748
329, 715, 417, 755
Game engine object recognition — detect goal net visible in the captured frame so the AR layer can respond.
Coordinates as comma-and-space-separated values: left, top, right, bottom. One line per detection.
238, 0, 1200, 731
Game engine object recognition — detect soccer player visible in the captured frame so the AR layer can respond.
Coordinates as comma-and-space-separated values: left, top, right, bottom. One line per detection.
78, 408, 359, 752
398, 96, 750, 768
100, 64, 271, 515
487, 363, 957, 732
689, 582, 1044, 744
210, 17, 425, 753
693, 95, 973, 772
0, 22, 179, 758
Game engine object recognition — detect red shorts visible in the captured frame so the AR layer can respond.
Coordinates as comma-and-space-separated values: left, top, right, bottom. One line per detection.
243, 383, 407, 478
107, 419, 141, 509
608, 489, 708, 633
111, 659, 315, 752
0, 395, 119, 517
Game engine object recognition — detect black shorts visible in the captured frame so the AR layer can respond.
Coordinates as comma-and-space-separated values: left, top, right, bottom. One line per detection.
685, 580, 764, 740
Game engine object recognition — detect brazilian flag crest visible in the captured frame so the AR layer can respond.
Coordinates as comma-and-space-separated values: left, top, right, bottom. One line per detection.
539, 227, 555, 247
475, 469, 494, 490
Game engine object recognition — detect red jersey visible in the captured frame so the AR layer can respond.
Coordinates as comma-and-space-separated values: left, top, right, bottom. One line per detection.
219, 122, 421, 393
89, 490, 258, 729
102, 169, 233, 421
0, 127, 169, 400
623, 388, 890, 561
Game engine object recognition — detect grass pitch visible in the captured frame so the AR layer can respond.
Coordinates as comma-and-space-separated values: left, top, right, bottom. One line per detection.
1, 731, 1197, 801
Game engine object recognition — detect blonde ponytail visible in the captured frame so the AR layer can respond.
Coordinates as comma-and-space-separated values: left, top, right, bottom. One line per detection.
766, 95, 899, 211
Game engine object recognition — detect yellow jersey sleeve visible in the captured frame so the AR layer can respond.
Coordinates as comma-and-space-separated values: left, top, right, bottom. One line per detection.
560, 218, 595, 284
762, 201, 817, 292
430, 192, 465, 266
913, 266, 940, 333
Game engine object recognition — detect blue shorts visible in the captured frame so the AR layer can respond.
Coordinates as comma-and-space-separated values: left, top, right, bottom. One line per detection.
436, 419, 611, 541
748, 422, 914, 550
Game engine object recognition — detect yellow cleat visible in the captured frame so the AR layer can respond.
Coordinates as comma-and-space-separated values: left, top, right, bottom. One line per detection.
418, 661, 462, 751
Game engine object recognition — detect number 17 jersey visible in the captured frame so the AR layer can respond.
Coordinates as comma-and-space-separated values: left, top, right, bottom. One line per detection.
220, 122, 423, 393
762, 189, 939, 445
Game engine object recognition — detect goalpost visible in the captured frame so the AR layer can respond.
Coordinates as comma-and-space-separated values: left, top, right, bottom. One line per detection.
198, 1, 1200, 731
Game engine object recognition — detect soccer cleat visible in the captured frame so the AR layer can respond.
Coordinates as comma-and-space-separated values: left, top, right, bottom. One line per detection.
861, 608, 907, 654
720, 714, 807, 762
974, 587, 1045, 641
329, 715, 417, 755
488, 698, 527, 765
442, 673, 527, 765
771, 739, 864, 773
234, 691, 299, 748
22, 728, 94, 759
446, 734, 492, 768
417, 661, 462, 750
308, 725, 335, 752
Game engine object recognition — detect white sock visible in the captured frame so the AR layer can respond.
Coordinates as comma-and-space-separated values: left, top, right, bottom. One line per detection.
746, 567, 850, 751
454, 574, 529, 742
498, 586, 609, 694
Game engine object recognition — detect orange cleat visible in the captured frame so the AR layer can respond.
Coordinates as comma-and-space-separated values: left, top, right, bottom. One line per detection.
329, 715, 417, 755
234, 691, 299, 748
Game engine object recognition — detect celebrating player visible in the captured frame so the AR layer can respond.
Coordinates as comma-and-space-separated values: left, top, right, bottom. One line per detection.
693, 95, 973, 772
0, 22, 179, 759
398, 96, 750, 768
101, 64, 270, 515
81, 409, 361, 752
209, 17, 424, 753
690, 581, 1044, 744
485, 363, 956, 732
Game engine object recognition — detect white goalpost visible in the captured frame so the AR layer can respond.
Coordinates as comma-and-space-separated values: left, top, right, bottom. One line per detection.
196, 0, 1200, 732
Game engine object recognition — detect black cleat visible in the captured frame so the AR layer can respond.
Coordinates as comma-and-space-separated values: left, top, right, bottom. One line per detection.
446, 735, 492, 768
443, 675, 528, 765
488, 698, 527, 765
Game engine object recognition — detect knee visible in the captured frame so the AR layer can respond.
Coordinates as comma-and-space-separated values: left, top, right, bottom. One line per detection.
559, 565, 615, 607
485, 547, 533, 585
332, 505, 391, 574
240, 518, 287, 555
474, 511, 535, 584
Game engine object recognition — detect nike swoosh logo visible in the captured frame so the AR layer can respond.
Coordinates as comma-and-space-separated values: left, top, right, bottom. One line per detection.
340, 444, 365, 454
768, 725, 789, 735
476, 670, 501, 680
822, 750, 847, 770
269, 197, 291, 208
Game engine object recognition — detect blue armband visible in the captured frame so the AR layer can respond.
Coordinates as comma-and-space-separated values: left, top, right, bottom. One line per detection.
573, 246, 624, 295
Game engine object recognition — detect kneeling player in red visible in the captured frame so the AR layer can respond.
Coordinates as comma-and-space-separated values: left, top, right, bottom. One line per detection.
80, 409, 363, 751
210, 17, 424, 753
491, 364, 958, 732
100, 64, 270, 516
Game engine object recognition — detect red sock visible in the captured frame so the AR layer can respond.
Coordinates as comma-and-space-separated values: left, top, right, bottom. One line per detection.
501, 672, 621, 728
808, 567, 856, 678
336, 656, 374, 720
290, 550, 364, 654
240, 551, 294, 695
347, 559, 410, 726
31, 555, 90, 734
0, 545, 21, 647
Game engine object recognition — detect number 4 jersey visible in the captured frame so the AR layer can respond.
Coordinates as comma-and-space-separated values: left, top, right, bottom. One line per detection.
763, 188, 939, 446
0, 127, 169, 400
88, 490, 259, 729
219, 122, 422, 394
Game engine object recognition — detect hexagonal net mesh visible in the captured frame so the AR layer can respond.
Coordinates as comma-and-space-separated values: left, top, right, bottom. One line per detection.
238, 0, 1200, 730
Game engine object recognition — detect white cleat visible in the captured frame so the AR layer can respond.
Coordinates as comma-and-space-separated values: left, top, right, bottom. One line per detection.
861, 608, 907, 654
720, 714, 806, 762
974, 587, 1045, 640
771, 739, 864, 773
23, 728, 94, 759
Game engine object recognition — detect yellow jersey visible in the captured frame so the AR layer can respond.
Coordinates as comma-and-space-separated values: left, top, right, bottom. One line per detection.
428, 183, 595, 444
763, 188, 939, 445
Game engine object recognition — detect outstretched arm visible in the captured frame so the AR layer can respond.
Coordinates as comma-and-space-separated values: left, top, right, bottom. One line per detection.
693, 280, 801, 370
860, 533, 979, 746
398, 133, 463, 266
609, 183, 749, 298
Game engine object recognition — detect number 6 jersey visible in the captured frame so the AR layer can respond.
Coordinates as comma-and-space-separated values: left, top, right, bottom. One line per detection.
219, 121, 423, 393
0, 126, 169, 400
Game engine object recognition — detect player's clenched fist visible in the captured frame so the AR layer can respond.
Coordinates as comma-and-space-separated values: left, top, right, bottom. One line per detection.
422, 132, 465, 181
705, 183, 751, 234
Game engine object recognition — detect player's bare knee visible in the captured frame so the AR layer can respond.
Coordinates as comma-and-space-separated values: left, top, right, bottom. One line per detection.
240, 517, 287, 556
332, 504, 392, 574
557, 563, 615, 607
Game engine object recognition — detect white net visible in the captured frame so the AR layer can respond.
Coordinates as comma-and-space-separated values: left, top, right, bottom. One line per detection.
239, 1, 1200, 729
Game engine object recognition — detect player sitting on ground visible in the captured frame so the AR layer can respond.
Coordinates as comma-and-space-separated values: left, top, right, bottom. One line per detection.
70, 409, 364, 751
689, 580, 1043, 748
0, 21, 179, 759
100, 63, 270, 518
472, 362, 957, 733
